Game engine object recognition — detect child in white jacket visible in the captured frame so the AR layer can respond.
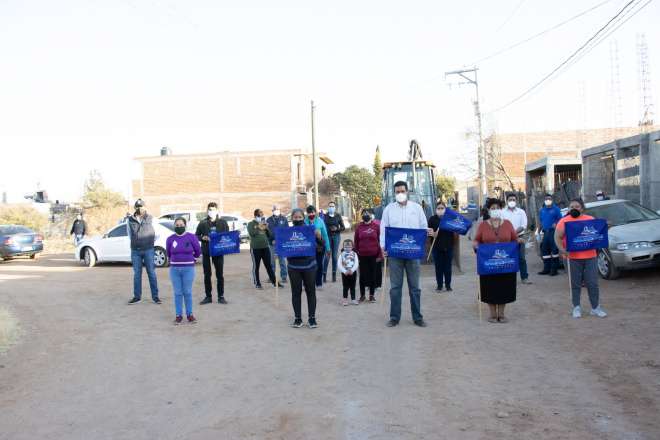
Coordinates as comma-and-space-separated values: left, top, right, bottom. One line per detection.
337, 239, 360, 306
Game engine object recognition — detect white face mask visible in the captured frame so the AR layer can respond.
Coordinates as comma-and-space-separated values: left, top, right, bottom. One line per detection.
395, 193, 407, 203
344, 247, 353, 253
255, 216, 262, 223
596, 196, 604, 201
507, 201, 516, 209
208, 210, 217, 219
273, 209, 281, 217
489, 209, 502, 219
436, 209, 445, 216
544, 199, 552, 206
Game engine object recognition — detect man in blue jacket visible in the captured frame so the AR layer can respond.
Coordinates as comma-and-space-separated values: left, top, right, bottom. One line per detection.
537, 194, 562, 276
126, 199, 160, 304
267, 204, 290, 284
304, 205, 331, 289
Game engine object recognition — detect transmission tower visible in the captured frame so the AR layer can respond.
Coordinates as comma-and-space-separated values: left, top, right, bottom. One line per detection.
637, 33, 655, 131
609, 40, 623, 138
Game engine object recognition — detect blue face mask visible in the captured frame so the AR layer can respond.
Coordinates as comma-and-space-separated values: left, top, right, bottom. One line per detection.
328, 207, 336, 215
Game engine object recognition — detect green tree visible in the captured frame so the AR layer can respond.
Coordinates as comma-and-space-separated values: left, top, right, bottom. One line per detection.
332, 166, 380, 220
435, 172, 457, 202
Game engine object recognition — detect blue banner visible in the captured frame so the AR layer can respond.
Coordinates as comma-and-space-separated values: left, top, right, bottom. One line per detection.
385, 227, 427, 260
477, 242, 520, 275
209, 231, 241, 256
438, 208, 472, 235
565, 219, 609, 252
275, 226, 316, 258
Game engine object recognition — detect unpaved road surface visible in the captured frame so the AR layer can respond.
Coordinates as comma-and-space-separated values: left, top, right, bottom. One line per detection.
1, 240, 659, 440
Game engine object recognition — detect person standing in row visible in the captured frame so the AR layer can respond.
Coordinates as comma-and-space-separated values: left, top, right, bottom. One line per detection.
248, 209, 279, 289
127, 199, 160, 305
427, 201, 456, 292
537, 194, 562, 276
473, 198, 518, 323
304, 205, 330, 290
502, 194, 532, 285
354, 209, 381, 302
287, 208, 322, 328
196, 202, 229, 304
323, 201, 345, 283
337, 238, 359, 306
554, 198, 607, 319
167, 217, 201, 324
380, 181, 428, 328
70, 213, 87, 246
267, 204, 289, 284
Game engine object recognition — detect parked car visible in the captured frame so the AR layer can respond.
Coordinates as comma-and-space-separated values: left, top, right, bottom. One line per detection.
0, 225, 44, 260
158, 211, 249, 243
566, 199, 660, 279
75, 221, 174, 268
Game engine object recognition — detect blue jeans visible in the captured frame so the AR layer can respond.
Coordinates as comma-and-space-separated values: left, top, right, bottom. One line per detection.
170, 266, 195, 317
269, 245, 288, 281
432, 247, 453, 289
518, 242, 529, 280
388, 258, 423, 322
323, 234, 341, 278
131, 248, 159, 300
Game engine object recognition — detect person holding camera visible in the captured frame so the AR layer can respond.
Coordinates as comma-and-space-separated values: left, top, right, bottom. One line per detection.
248, 208, 280, 289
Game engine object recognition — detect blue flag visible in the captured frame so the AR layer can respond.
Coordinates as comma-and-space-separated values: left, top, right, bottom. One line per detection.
385, 227, 427, 260
209, 231, 241, 256
565, 219, 609, 252
477, 242, 520, 275
438, 208, 472, 235
275, 226, 316, 258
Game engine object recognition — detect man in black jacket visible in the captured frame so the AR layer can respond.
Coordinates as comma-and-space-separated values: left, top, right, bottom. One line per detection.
196, 202, 230, 304
70, 213, 87, 245
323, 201, 345, 282
127, 199, 160, 304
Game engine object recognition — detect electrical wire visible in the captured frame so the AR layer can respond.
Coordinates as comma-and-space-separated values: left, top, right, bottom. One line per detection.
495, 0, 528, 33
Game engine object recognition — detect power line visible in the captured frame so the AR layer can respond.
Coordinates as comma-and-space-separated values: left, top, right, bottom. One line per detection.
472, 0, 615, 65
495, 0, 527, 33
488, 0, 641, 114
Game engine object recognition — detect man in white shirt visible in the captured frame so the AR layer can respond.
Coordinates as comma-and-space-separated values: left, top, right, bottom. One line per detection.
501, 194, 531, 284
380, 181, 430, 328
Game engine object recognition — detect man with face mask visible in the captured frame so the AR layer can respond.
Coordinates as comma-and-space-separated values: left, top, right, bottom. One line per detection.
555, 198, 607, 319
501, 194, 532, 285
537, 194, 562, 276
380, 181, 429, 327
267, 204, 289, 284
323, 201, 346, 283
305, 205, 331, 289
196, 202, 230, 304
127, 199, 160, 304
70, 213, 87, 246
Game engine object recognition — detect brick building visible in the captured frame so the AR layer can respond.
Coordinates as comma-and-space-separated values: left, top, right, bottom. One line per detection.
130, 149, 335, 218
487, 125, 660, 192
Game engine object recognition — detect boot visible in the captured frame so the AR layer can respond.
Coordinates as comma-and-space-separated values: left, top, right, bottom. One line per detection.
538, 258, 551, 275
550, 257, 559, 276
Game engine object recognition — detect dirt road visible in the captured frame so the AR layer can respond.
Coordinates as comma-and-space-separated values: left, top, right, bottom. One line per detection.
1, 241, 659, 439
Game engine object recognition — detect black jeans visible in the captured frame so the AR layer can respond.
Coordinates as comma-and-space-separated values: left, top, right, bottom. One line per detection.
432, 247, 453, 289
251, 247, 276, 287
202, 253, 224, 299
359, 255, 377, 297
289, 268, 317, 319
342, 272, 357, 299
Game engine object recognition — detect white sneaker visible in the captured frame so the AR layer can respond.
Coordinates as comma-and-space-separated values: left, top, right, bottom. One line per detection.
572, 306, 582, 318
590, 307, 607, 318
351, 299, 359, 305
341, 299, 348, 306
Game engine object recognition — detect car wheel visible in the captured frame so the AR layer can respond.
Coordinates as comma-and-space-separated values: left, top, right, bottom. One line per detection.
597, 249, 620, 280
154, 247, 168, 267
83, 247, 97, 267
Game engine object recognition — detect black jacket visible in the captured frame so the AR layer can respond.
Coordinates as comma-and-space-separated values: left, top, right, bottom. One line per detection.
428, 215, 455, 252
324, 213, 345, 235
127, 214, 156, 251
70, 219, 87, 236
195, 216, 229, 254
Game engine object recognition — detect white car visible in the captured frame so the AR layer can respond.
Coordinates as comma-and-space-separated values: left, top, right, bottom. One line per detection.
158, 211, 249, 242
75, 221, 174, 268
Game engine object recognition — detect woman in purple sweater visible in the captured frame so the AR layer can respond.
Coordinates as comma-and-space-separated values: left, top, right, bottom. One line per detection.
166, 217, 201, 324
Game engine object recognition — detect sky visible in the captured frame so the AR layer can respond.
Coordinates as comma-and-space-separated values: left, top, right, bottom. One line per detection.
1, 0, 658, 203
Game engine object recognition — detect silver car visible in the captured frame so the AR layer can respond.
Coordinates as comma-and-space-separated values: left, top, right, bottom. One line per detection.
582, 200, 660, 279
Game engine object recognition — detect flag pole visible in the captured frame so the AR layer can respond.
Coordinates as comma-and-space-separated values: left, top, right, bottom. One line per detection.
426, 231, 439, 263
275, 254, 279, 308
477, 274, 482, 322
380, 256, 388, 307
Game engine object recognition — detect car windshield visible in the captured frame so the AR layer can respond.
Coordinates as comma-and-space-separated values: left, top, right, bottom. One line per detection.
0, 226, 32, 235
587, 201, 660, 227
159, 221, 176, 232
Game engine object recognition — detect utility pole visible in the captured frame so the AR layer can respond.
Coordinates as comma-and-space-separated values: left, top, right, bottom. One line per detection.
311, 100, 319, 209
445, 67, 487, 207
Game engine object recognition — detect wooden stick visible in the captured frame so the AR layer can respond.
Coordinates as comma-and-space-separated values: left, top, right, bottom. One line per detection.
426, 231, 439, 262
380, 256, 388, 307
477, 274, 482, 322
566, 257, 572, 304
274, 254, 279, 308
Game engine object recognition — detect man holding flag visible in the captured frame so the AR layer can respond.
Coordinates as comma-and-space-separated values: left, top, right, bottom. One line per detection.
555, 198, 607, 319
380, 181, 429, 328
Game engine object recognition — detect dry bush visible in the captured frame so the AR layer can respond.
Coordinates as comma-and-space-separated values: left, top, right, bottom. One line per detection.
0, 205, 48, 233
83, 205, 130, 236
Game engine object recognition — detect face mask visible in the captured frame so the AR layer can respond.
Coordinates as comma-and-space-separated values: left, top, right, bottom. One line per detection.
328, 207, 336, 215
344, 247, 353, 253
137, 208, 146, 215
273, 209, 281, 217
544, 200, 552, 206
362, 214, 371, 222
77, 216, 82, 220
255, 216, 262, 223
292, 219, 304, 226
395, 193, 407, 203
507, 201, 516, 209
208, 210, 217, 219
596, 196, 604, 201
308, 214, 315, 220
489, 209, 502, 219
174, 226, 186, 235
436, 209, 445, 216
569, 208, 581, 218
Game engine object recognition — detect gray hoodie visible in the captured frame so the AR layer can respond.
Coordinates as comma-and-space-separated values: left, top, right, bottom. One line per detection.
126, 214, 156, 251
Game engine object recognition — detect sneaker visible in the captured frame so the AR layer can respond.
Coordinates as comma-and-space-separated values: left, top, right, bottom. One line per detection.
590, 307, 607, 318
521, 279, 532, 285
386, 319, 399, 327
538, 270, 550, 275
308, 318, 318, 328
359, 296, 366, 302
446, 287, 453, 292
351, 299, 359, 305
572, 306, 582, 319
218, 297, 227, 304
128, 297, 141, 305
173, 315, 183, 325
291, 318, 304, 328
435, 286, 443, 292
414, 319, 427, 327
316, 285, 324, 291
200, 297, 212, 305
342, 298, 349, 306
369, 295, 376, 303
153, 298, 162, 304
255, 285, 264, 290
187, 314, 197, 324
